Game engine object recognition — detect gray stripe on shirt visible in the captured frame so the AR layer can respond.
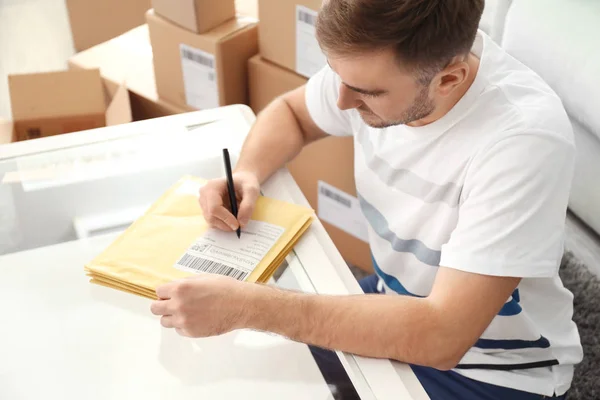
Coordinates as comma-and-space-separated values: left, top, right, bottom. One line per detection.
358, 193, 441, 266
358, 133, 463, 207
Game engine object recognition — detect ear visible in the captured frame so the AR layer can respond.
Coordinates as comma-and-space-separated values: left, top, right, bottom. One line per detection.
434, 58, 470, 97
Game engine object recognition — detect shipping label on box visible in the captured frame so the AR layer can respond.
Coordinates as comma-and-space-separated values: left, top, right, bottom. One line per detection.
295, 5, 327, 78
318, 180, 369, 243
180, 44, 220, 109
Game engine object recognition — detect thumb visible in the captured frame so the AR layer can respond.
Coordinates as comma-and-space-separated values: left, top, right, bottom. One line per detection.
237, 184, 259, 227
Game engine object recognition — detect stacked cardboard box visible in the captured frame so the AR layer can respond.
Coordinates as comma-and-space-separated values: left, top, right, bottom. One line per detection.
4, 1, 259, 143
152, 0, 236, 33
66, 0, 152, 51
148, 1, 258, 111
68, 25, 189, 121
7, 69, 132, 142
259, 0, 327, 78
250, 0, 372, 271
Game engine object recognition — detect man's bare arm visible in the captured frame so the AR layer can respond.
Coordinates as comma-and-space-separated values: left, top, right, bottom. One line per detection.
244, 268, 520, 370
235, 86, 328, 183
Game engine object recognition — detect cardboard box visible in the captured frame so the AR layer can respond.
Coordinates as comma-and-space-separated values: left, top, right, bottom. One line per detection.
248, 54, 306, 112
8, 69, 132, 142
152, 0, 236, 34
0, 119, 14, 145
147, 9, 258, 111
236, 0, 258, 19
248, 55, 372, 272
129, 89, 191, 122
66, 0, 151, 51
258, 0, 327, 78
69, 25, 191, 121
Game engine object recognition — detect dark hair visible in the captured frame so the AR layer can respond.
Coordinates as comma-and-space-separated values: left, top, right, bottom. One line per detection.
316, 0, 484, 83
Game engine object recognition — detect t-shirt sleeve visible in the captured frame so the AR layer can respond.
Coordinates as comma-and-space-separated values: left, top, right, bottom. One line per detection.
305, 65, 354, 137
440, 131, 575, 278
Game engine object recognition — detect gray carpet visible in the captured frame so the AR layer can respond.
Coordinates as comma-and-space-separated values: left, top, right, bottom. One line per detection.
559, 251, 600, 400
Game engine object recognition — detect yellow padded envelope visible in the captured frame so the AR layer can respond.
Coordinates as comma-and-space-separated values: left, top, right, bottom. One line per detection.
85, 176, 314, 299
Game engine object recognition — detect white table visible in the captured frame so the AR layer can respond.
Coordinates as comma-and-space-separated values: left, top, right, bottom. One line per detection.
0, 106, 428, 400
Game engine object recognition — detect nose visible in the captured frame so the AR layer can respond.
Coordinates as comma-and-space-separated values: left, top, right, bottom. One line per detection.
337, 84, 361, 111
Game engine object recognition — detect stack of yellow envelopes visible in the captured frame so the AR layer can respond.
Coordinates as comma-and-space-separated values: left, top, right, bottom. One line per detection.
85, 176, 314, 299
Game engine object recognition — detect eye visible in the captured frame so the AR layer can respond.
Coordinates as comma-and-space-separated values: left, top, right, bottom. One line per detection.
362, 92, 379, 99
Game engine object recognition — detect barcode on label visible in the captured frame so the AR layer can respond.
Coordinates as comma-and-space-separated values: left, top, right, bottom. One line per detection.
176, 253, 248, 281
181, 49, 215, 68
298, 10, 316, 26
320, 186, 351, 208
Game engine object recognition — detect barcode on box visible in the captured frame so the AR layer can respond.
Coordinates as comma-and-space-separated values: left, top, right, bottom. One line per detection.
298, 9, 316, 26
181, 49, 215, 68
176, 253, 248, 281
320, 186, 351, 208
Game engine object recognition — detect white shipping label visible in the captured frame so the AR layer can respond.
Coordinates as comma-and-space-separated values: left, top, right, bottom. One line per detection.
180, 44, 219, 110
173, 220, 285, 281
318, 181, 369, 243
295, 5, 327, 78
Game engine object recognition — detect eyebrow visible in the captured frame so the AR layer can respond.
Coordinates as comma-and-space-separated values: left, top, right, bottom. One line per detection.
327, 60, 388, 96
342, 82, 387, 96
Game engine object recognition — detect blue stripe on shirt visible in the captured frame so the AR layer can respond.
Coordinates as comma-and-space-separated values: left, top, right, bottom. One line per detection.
371, 255, 423, 297
512, 288, 520, 303
498, 289, 522, 316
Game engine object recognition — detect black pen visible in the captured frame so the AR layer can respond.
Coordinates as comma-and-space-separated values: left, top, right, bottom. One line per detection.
222, 148, 241, 238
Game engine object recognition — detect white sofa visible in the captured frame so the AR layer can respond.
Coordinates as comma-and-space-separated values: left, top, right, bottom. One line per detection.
479, 0, 512, 43
481, 0, 600, 235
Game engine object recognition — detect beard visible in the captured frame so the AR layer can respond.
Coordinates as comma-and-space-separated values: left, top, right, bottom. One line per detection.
358, 85, 435, 129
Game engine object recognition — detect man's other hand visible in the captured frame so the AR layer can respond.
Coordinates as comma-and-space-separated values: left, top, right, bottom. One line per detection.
151, 275, 259, 338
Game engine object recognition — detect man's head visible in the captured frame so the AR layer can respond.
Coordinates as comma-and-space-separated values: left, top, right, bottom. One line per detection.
316, 0, 484, 128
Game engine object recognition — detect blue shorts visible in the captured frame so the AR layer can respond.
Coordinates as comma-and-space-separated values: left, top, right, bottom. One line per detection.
309, 275, 567, 400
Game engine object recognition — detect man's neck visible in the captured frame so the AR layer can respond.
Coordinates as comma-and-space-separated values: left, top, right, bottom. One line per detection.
408, 53, 480, 127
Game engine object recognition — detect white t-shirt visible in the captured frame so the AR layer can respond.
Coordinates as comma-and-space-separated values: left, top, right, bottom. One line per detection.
305, 31, 583, 396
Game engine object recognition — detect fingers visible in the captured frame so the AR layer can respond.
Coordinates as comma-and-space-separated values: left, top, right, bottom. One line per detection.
160, 316, 175, 329
151, 300, 174, 316
198, 175, 260, 231
237, 183, 259, 227
206, 195, 239, 231
176, 328, 191, 337
156, 282, 178, 300
160, 318, 191, 337
200, 182, 239, 231
200, 195, 230, 231
212, 218, 233, 232
199, 192, 207, 213
216, 208, 239, 230
199, 181, 230, 231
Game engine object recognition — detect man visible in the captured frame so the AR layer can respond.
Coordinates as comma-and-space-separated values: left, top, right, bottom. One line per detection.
150, 0, 583, 398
